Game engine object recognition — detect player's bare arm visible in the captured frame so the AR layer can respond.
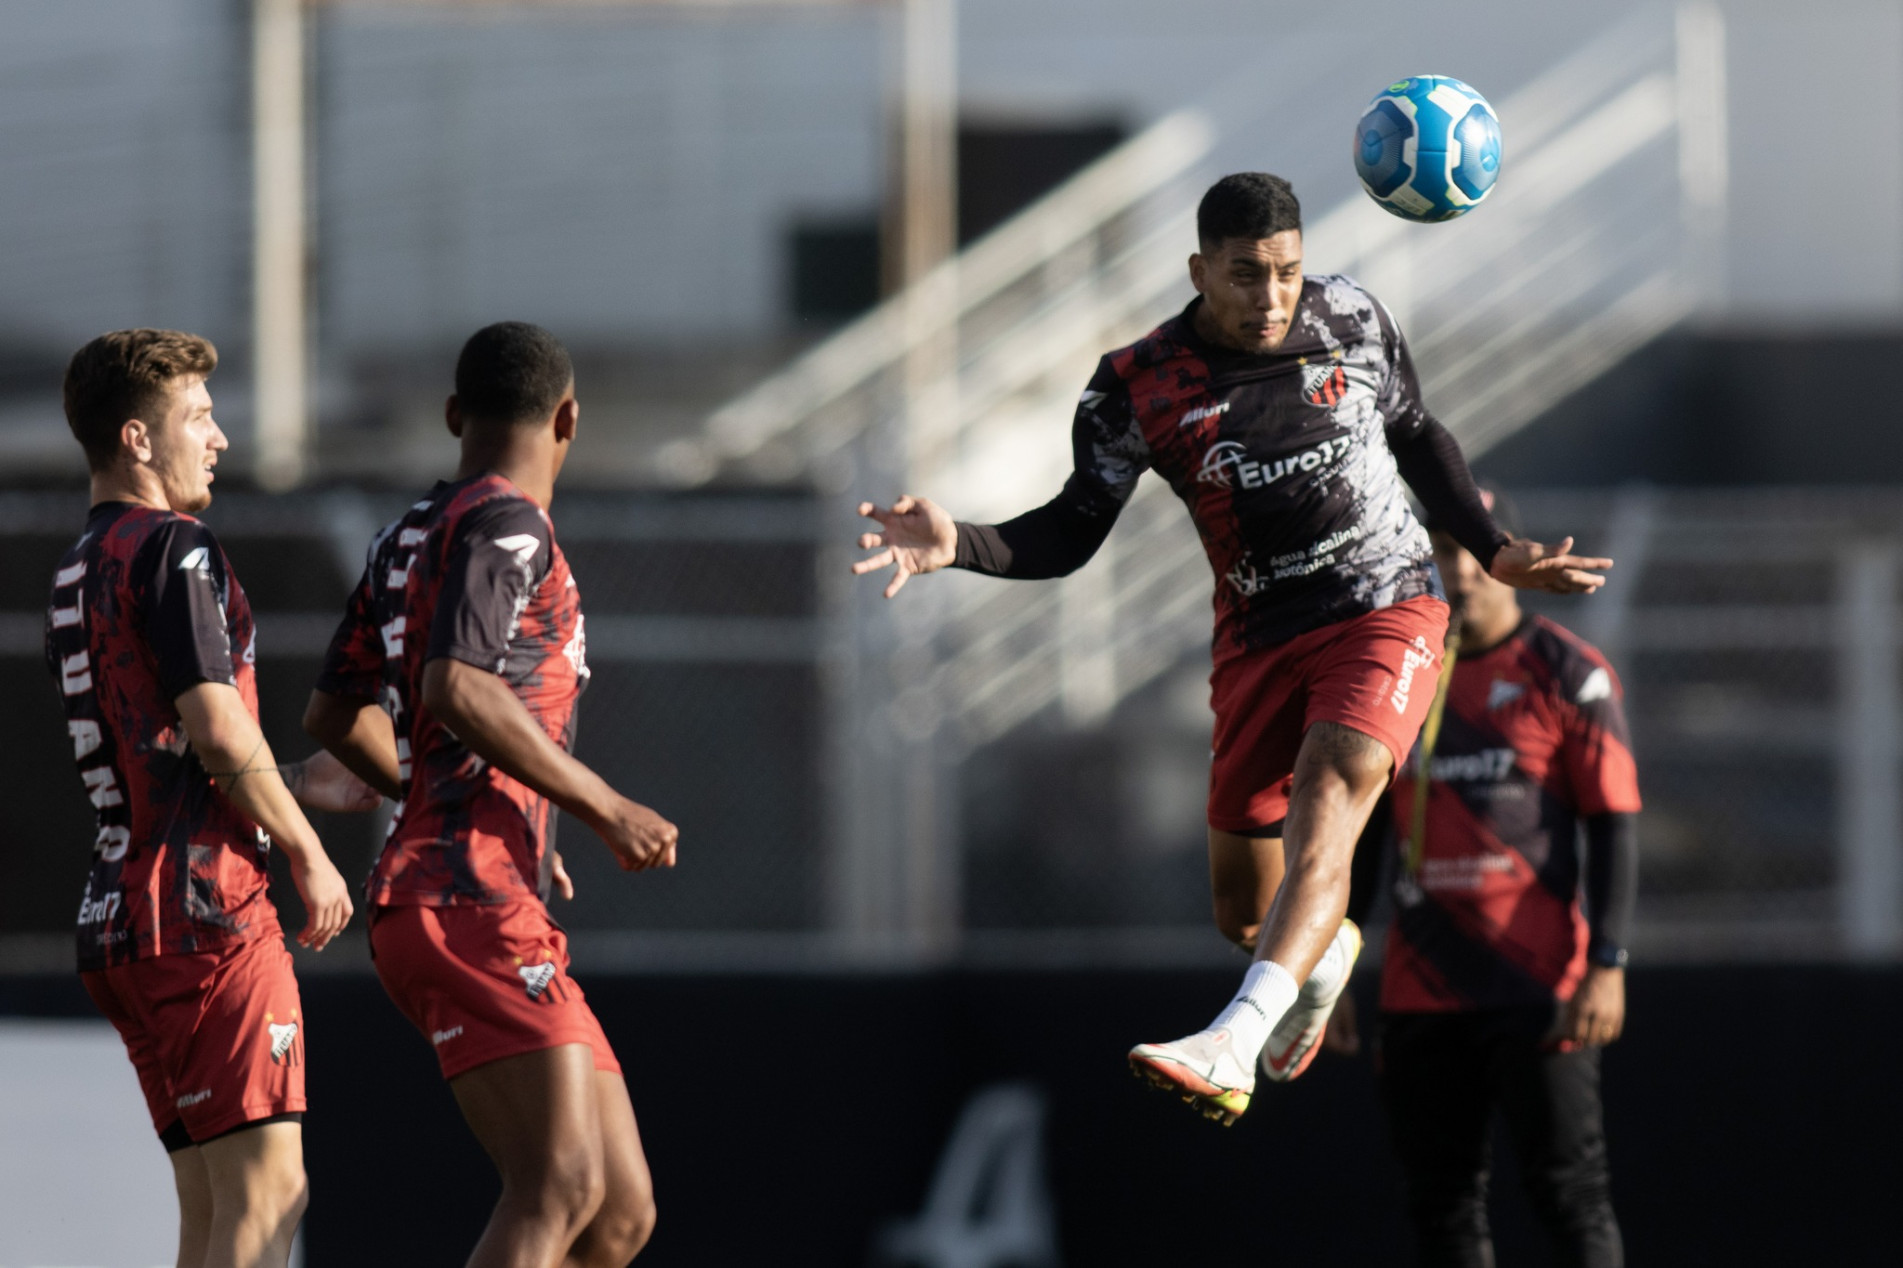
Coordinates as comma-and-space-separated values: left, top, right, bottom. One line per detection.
421, 657, 678, 871
852, 494, 958, 598
302, 689, 403, 800
175, 681, 354, 950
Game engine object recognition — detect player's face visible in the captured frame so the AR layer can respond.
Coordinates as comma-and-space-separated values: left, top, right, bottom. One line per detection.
1431, 530, 1513, 627
1189, 231, 1304, 354
146, 376, 228, 513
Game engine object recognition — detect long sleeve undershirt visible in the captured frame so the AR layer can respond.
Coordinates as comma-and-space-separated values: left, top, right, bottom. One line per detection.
952, 473, 1122, 580
1582, 811, 1638, 953
1390, 415, 1512, 571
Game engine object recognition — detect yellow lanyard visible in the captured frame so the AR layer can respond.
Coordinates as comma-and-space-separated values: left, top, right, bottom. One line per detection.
1404, 633, 1462, 878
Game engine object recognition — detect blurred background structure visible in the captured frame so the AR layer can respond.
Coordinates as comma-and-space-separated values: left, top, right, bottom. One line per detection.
4, 1, 1903, 1263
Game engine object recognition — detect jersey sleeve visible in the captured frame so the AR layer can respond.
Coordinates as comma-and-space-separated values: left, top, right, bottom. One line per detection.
138, 518, 238, 700
1070, 354, 1151, 505
1556, 647, 1643, 816
314, 564, 383, 699
1370, 294, 1432, 442
426, 497, 553, 673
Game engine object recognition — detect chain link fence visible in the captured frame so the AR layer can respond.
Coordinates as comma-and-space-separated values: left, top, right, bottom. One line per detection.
3, 485, 1899, 969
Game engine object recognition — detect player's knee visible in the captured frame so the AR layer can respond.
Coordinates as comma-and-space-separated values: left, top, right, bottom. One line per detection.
537, 1142, 608, 1230
1210, 898, 1259, 951
244, 1153, 308, 1234
584, 1190, 657, 1266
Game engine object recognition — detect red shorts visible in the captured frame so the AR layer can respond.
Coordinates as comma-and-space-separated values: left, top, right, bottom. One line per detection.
1208, 596, 1451, 834
82, 935, 307, 1143
370, 900, 621, 1082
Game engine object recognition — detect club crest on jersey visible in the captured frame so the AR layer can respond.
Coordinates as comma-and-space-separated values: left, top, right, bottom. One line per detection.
1488, 679, 1525, 710
176, 546, 212, 577
1302, 362, 1348, 407
518, 962, 558, 1001
267, 1020, 299, 1064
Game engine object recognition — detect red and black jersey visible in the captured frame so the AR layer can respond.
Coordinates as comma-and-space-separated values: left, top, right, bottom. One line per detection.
316, 473, 588, 908
1380, 616, 1642, 1012
1069, 277, 1443, 658
45, 503, 279, 971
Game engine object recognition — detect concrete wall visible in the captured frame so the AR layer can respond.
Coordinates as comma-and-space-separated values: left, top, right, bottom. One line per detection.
0, 0, 1896, 358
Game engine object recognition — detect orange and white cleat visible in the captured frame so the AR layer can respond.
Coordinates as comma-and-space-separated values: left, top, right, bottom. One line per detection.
1258, 918, 1362, 1083
1128, 1028, 1255, 1126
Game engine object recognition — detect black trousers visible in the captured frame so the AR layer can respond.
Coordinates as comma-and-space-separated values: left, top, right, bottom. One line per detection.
1379, 1007, 1622, 1268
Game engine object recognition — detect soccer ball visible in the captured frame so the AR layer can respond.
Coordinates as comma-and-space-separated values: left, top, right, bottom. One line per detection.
1353, 76, 1501, 222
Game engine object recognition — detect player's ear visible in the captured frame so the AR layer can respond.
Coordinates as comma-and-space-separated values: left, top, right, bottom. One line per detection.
444, 395, 463, 439
119, 418, 153, 465
552, 396, 579, 444
1188, 252, 1208, 293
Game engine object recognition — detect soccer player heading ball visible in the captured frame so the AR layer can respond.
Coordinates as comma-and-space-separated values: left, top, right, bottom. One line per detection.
854, 173, 1611, 1124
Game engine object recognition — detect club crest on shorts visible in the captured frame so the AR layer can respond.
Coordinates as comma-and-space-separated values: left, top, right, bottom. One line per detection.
263, 1009, 301, 1065
518, 961, 558, 1001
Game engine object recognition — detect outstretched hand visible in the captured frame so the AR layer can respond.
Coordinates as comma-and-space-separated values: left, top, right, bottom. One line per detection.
852, 495, 957, 598
1490, 537, 1613, 595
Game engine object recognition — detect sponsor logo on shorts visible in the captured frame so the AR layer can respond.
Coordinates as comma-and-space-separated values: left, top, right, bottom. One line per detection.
518, 962, 558, 1001
177, 1088, 213, 1108
1390, 635, 1437, 715
431, 1025, 464, 1046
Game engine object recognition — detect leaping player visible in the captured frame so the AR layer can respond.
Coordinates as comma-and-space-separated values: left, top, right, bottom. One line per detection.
304, 322, 676, 1267
48, 330, 367, 1266
852, 173, 1611, 1124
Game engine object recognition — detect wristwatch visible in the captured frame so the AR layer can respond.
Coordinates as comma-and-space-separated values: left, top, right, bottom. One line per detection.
1588, 939, 1628, 969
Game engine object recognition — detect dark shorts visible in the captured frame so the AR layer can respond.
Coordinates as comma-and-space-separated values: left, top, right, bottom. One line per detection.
1208, 596, 1451, 834
370, 900, 620, 1082
83, 935, 308, 1144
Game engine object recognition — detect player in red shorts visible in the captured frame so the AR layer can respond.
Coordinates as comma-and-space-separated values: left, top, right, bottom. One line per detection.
853, 173, 1611, 1123
304, 322, 678, 1268
47, 330, 365, 1267
1330, 487, 1638, 1265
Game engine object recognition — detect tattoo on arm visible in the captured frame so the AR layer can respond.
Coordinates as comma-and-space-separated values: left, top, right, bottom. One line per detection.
205, 735, 281, 791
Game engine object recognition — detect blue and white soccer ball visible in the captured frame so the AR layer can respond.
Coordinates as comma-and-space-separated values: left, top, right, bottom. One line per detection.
1353, 76, 1502, 222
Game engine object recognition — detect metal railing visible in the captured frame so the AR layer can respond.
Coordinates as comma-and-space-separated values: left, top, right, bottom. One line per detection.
682, 7, 1729, 958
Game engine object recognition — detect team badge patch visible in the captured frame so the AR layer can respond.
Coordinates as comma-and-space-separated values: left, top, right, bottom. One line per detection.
518, 962, 557, 1001
264, 1009, 301, 1065
1302, 362, 1348, 407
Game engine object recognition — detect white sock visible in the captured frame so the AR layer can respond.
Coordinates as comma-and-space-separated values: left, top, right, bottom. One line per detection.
1208, 960, 1299, 1058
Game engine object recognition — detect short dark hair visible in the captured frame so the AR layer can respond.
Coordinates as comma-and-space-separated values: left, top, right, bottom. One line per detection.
453, 322, 574, 426
1197, 173, 1302, 250
63, 329, 218, 472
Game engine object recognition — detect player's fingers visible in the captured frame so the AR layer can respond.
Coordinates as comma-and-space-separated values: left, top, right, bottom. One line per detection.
856, 501, 886, 521
892, 494, 917, 515
883, 565, 911, 600
857, 531, 885, 550
850, 548, 896, 576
